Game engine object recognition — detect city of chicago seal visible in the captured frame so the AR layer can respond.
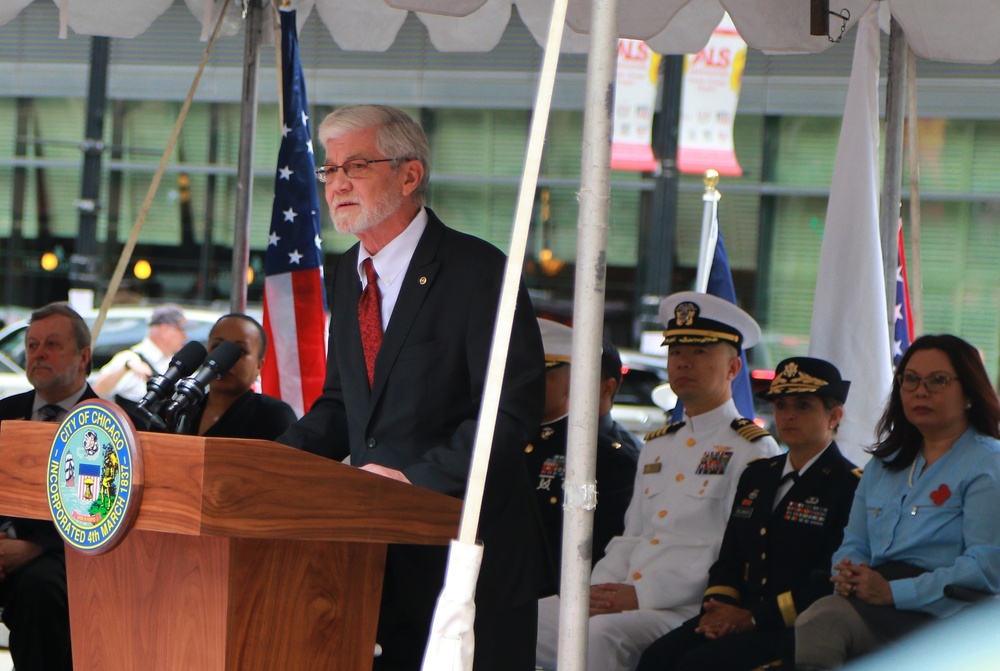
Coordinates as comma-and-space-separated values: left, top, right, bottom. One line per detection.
47, 400, 144, 554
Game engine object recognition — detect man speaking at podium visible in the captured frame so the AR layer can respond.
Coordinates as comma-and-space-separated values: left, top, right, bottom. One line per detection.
278, 105, 548, 671
0, 302, 97, 671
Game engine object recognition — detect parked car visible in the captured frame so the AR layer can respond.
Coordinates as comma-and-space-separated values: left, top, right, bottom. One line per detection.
0, 305, 232, 400
610, 349, 670, 437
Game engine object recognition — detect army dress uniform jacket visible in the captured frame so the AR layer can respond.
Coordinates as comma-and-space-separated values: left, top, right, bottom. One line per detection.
591, 399, 781, 612
705, 442, 859, 630
526, 414, 640, 583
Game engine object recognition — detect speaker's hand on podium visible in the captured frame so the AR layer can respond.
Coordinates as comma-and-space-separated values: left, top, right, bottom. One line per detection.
360, 463, 411, 484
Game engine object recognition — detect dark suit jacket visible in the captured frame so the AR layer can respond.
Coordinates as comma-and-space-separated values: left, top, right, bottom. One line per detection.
704, 442, 859, 630
174, 389, 297, 441
279, 209, 549, 609
0, 385, 100, 553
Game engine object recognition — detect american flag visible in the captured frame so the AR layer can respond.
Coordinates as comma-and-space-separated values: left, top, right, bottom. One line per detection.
893, 222, 914, 366
261, 7, 327, 417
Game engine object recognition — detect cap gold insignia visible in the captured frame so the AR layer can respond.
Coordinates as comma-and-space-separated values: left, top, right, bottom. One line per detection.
770, 362, 828, 394
675, 302, 698, 327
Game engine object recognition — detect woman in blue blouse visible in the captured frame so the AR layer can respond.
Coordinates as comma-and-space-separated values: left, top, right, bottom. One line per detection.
795, 334, 1000, 669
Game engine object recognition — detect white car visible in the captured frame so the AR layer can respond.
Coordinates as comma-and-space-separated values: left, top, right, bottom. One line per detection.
0, 306, 236, 400
610, 349, 670, 437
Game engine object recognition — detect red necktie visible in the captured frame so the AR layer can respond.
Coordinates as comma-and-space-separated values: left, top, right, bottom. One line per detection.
359, 258, 383, 387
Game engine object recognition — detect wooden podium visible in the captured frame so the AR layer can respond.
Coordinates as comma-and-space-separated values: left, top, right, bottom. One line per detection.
0, 420, 461, 670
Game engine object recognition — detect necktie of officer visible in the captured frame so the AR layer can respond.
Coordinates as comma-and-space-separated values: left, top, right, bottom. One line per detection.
773, 469, 799, 511
359, 258, 383, 387
37, 404, 64, 423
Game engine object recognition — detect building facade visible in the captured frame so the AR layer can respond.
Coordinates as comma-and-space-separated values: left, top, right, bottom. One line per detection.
2, 2, 1000, 379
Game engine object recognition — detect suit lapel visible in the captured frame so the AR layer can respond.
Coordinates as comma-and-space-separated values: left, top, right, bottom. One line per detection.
20, 391, 37, 420
794, 442, 842, 491
369, 213, 445, 403
772, 442, 841, 517
766, 453, 790, 518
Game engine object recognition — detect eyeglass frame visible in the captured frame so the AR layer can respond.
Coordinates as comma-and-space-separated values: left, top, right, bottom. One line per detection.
314, 157, 404, 183
896, 372, 961, 393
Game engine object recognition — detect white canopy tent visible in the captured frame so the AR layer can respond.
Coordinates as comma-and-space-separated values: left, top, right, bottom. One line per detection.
6, 1, 1000, 669
4, 0, 1000, 64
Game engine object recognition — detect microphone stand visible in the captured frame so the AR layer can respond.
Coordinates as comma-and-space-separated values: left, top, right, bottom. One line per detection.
137, 402, 168, 431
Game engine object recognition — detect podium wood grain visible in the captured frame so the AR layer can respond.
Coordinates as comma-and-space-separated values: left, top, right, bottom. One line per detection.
0, 420, 461, 670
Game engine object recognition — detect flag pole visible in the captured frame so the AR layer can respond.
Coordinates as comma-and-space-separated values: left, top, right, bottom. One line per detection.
694, 169, 720, 294
671, 170, 758, 422
905, 45, 923, 336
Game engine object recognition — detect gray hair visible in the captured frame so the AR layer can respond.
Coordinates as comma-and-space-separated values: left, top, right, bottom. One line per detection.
317, 105, 430, 203
29, 302, 93, 374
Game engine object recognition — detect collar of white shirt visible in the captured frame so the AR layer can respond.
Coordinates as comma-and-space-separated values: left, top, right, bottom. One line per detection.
357, 207, 428, 327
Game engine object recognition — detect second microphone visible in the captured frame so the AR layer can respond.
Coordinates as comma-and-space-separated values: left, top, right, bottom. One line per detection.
163, 340, 243, 417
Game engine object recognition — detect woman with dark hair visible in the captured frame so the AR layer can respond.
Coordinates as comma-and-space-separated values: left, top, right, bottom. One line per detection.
173, 314, 296, 440
795, 334, 1000, 669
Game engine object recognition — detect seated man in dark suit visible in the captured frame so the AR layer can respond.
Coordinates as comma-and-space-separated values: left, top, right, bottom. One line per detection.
0, 302, 97, 671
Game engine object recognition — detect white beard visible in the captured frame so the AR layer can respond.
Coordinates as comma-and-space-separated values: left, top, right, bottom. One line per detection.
331, 188, 405, 236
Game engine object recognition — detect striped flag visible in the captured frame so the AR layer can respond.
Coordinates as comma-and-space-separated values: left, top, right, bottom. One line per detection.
893, 222, 914, 366
261, 7, 328, 417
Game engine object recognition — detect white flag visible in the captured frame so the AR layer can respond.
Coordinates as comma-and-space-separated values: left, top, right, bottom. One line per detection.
808, 3, 892, 467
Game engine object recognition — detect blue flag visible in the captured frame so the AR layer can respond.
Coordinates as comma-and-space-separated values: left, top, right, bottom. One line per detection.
671, 229, 757, 422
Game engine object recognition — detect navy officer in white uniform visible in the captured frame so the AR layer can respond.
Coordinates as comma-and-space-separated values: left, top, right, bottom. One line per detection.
535, 291, 781, 671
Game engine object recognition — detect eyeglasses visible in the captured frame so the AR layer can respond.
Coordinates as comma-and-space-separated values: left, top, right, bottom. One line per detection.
314, 158, 400, 183
897, 372, 960, 393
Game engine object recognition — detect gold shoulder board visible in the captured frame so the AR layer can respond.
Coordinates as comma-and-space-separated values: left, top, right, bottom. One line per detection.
645, 421, 685, 442
730, 417, 772, 443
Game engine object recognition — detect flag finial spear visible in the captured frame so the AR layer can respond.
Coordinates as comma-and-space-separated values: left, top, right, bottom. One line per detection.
703, 168, 719, 192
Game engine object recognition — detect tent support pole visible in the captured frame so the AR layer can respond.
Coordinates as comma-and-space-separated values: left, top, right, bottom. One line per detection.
231, 0, 264, 313
557, 0, 618, 668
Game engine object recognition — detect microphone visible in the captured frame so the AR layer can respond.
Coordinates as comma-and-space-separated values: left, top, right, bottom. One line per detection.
163, 340, 243, 417
136, 341, 208, 412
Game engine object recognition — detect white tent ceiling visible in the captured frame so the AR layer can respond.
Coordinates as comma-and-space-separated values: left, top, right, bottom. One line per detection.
2, 0, 999, 64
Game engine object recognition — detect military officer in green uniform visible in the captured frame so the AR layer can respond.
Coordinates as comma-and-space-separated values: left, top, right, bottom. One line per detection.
635, 356, 860, 671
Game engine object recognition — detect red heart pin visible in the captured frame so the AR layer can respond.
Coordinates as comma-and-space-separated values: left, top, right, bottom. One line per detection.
929, 484, 951, 506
